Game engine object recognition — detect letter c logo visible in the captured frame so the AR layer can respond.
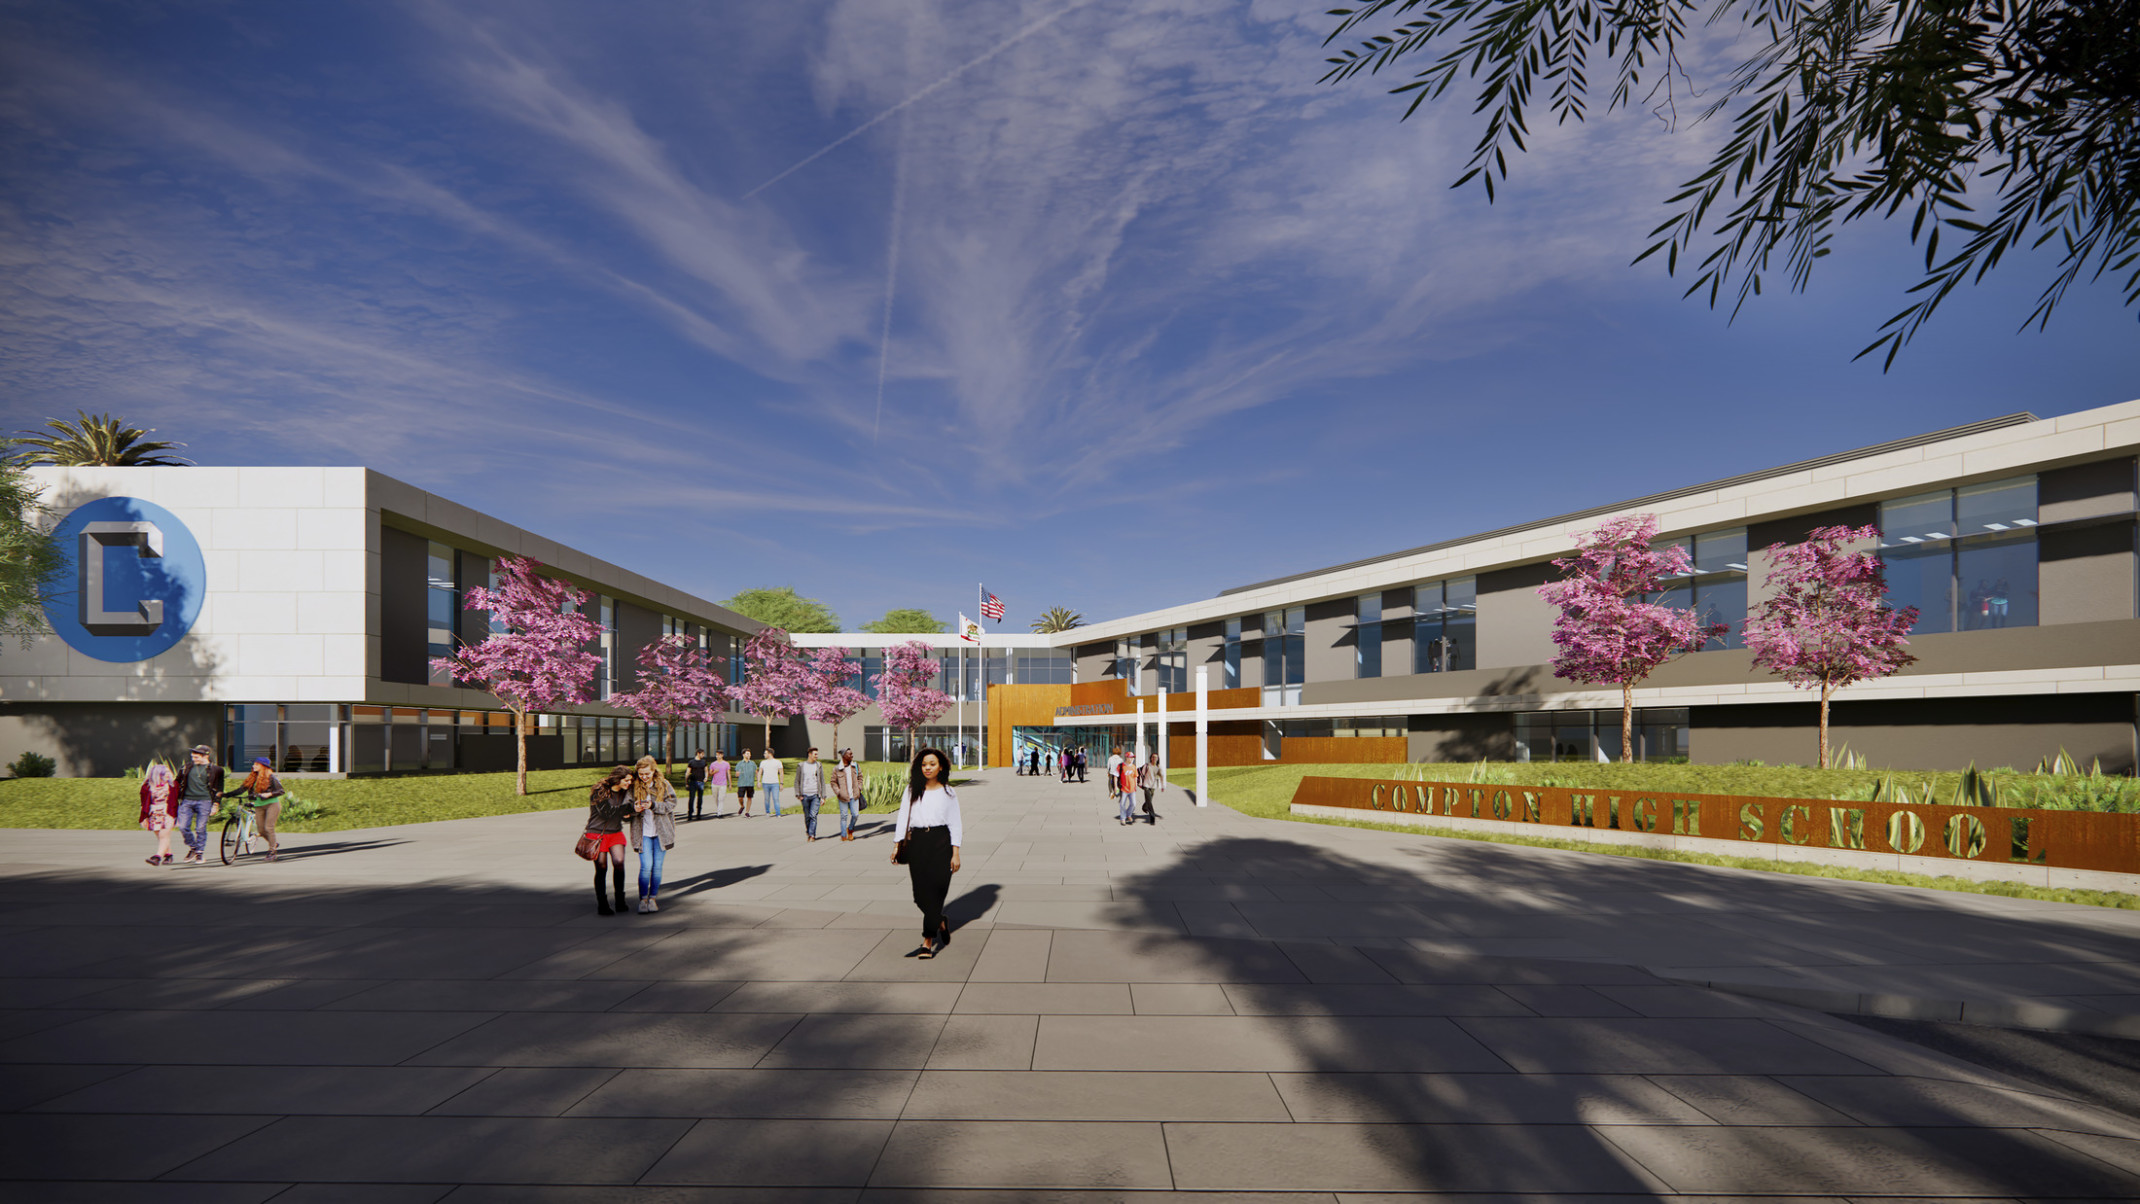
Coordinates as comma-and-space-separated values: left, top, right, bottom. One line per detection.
43, 497, 206, 663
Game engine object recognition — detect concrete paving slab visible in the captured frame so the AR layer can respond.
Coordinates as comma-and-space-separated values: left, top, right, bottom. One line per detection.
1032, 1015, 1508, 1073
1646, 1074, 1862, 1125
1131, 983, 1234, 1014
426, 1068, 620, 1116
0, 1113, 276, 1180
637, 1118, 894, 1185
406, 1011, 802, 1068
923, 1014, 1038, 1070
0, 1009, 496, 1065
1268, 1072, 1717, 1125
713, 981, 963, 1013
954, 982, 1133, 1014
567, 1068, 916, 1118
164, 1116, 695, 1184
868, 1120, 1173, 1189
967, 929, 1051, 982
1596, 1123, 2140, 1196
757, 1013, 948, 1068
1451, 1017, 1884, 1075
902, 1070, 1292, 1121
33, 1065, 494, 1115
1163, 1122, 1664, 1193
1220, 984, 1531, 1016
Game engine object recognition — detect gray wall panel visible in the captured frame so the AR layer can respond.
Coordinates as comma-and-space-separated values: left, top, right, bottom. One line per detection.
1690, 693, 2137, 773
1475, 560, 1557, 671
1304, 597, 1354, 685
379, 525, 429, 686
2041, 520, 2136, 626
0, 702, 220, 778
2040, 457, 2137, 523
614, 601, 662, 693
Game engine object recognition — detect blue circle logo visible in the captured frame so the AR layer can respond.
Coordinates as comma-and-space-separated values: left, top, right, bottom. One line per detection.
42, 496, 207, 663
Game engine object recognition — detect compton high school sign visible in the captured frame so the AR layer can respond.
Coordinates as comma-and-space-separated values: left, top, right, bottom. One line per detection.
1290, 777, 2140, 879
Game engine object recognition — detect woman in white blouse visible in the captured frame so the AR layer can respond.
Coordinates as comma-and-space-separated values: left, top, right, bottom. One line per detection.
891, 747, 962, 959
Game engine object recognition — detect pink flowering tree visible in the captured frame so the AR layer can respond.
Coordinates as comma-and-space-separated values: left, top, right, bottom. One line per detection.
1744, 524, 1919, 769
608, 634, 729, 770
873, 640, 953, 762
731, 626, 811, 753
432, 556, 603, 796
800, 645, 870, 757
1539, 515, 1729, 763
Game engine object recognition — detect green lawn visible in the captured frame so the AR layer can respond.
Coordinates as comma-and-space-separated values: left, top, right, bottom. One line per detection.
0, 760, 933, 834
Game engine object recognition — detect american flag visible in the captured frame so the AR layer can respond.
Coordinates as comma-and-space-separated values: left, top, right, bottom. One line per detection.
980, 588, 1005, 622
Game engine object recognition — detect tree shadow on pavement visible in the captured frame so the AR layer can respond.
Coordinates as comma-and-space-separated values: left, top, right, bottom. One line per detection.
1101, 831, 2140, 1198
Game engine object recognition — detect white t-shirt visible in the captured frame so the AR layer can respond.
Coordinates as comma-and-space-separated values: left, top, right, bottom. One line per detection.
760, 758, 783, 785
896, 785, 963, 847
1107, 754, 1123, 780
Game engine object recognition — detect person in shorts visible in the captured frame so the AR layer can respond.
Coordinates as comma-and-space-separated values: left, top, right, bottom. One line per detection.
734, 749, 758, 817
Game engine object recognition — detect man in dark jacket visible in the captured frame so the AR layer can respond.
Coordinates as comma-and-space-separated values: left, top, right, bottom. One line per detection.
176, 744, 224, 864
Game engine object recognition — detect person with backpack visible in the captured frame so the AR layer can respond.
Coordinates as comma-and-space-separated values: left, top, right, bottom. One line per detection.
174, 744, 223, 863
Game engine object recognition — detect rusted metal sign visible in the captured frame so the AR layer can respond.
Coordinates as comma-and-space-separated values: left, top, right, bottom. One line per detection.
1290, 776, 2140, 875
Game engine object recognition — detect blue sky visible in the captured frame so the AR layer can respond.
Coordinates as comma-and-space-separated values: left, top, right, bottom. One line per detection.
2, 0, 2133, 633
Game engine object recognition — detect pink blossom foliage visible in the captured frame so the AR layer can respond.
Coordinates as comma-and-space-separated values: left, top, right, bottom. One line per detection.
430, 556, 603, 794
1743, 524, 1919, 767
608, 634, 729, 765
1538, 515, 1728, 762
731, 626, 813, 749
800, 646, 870, 753
873, 641, 952, 755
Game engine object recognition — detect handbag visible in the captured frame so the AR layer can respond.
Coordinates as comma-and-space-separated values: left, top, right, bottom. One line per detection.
574, 831, 601, 861
891, 794, 910, 864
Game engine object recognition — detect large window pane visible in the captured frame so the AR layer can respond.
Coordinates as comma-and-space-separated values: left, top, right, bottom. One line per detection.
1958, 531, 2038, 629
1694, 575, 1747, 649
1882, 491, 1955, 544
1356, 595, 1381, 679
1884, 543, 1955, 634
1957, 476, 2037, 535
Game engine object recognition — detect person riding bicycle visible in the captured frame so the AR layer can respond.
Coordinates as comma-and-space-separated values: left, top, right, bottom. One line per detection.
223, 758, 287, 862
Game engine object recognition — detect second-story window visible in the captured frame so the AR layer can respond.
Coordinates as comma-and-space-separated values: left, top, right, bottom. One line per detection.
1654, 528, 1749, 649
1356, 594, 1382, 678
425, 542, 460, 687
1262, 607, 1304, 706
1880, 476, 2038, 634
1413, 578, 1476, 673
1223, 617, 1241, 689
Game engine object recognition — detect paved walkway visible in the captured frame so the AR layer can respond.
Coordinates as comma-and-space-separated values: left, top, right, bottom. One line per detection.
6, 767, 2140, 1199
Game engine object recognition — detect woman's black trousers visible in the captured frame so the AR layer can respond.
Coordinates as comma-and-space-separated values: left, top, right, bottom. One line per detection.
905, 826, 953, 940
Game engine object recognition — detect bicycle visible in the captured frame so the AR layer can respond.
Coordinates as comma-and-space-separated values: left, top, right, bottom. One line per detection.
218, 803, 260, 865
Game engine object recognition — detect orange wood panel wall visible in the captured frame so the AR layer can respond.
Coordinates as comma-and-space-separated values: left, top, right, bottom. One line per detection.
988, 683, 1075, 767
1275, 736, 1408, 764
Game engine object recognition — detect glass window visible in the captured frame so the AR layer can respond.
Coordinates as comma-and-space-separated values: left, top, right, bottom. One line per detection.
1413, 578, 1476, 673
1882, 478, 2036, 635
1356, 596, 1381, 679
426, 542, 459, 687
1262, 609, 1303, 705
1958, 531, 2037, 630
1223, 617, 1241, 689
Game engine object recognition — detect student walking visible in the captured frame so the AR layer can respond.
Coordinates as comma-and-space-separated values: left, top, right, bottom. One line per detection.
627, 756, 677, 912
1114, 749, 1138, 826
584, 767, 634, 915
891, 747, 962, 960
139, 762, 178, 865
1075, 747, 1088, 782
1138, 756, 1165, 825
831, 749, 864, 841
735, 750, 757, 817
175, 744, 223, 863
759, 750, 785, 817
684, 750, 709, 820
224, 758, 288, 861
1059, 748, 1071, 782
796, 747, 827, 841
707, 752, 730, 818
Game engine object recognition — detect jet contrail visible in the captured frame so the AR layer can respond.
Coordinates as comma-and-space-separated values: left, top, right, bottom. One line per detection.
741, 0, 1097, 201
873, 113, 908, 442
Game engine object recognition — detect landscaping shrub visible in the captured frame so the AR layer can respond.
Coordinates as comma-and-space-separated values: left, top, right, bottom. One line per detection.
7, 752, 54, 779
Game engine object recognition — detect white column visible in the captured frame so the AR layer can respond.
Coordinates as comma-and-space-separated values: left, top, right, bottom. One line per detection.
1135, 699, 1146, 767
1194, 666, 1208, 807
1157, 688, 1167, 771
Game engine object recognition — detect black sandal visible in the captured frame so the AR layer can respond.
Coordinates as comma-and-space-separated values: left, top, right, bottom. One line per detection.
916, 944, 937, 960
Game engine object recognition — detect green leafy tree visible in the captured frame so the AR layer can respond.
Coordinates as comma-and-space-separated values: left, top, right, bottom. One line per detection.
0, 466, 64, 646
720, 586, 840, 633
1031, 606, 1084, 633
1322, 0, 2140, 366
860, 608, 946, 634
7, 411, 192, 466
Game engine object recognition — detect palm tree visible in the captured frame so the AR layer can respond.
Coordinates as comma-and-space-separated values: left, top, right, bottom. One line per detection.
1031, 606, 1084, 633
7, 411, 192, 467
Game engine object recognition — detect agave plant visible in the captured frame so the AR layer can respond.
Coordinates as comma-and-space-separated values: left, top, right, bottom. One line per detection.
7, 411, 192, 467
1030, 606, 1084, 633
